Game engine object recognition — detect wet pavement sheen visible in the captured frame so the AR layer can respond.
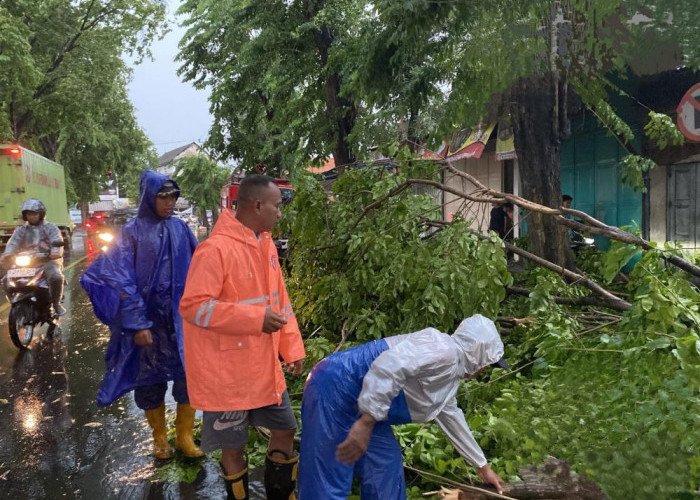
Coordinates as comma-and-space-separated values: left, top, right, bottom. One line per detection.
0, 232, 266, 499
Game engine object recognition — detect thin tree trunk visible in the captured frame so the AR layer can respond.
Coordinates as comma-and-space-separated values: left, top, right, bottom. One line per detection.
200, 207, 210, 231
320, 35, 355, 174
304, 0, 356, 175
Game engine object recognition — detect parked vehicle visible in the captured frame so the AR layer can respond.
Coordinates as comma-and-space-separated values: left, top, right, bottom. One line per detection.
109, 207, 138, 226
220, 177, 294, 212
0, 145, 72, 251
220, 177, 294, 258
2, 246, 63, 349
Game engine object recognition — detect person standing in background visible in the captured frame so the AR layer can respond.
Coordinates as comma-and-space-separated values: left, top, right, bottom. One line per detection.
488, 201, 514, 240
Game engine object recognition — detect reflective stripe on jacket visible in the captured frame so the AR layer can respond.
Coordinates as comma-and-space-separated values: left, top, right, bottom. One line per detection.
179, 210, 305, 411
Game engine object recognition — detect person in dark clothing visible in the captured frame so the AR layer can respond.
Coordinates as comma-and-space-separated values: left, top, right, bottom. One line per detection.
81, 170, 203, 460
562, 195, 586, 248
488, 202, 514, 239
2, 199, 66, 316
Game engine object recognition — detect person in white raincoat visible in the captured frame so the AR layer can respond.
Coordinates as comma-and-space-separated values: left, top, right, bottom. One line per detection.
298, 314, 507, 499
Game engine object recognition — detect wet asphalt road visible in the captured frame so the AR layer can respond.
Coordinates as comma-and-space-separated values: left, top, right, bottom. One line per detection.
0, 231, 265, 499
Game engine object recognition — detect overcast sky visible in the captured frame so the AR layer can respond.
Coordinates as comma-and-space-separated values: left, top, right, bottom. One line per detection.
126, 3, 212, 157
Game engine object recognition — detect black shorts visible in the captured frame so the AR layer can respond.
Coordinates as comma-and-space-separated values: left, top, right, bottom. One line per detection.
200, 391, 297, 452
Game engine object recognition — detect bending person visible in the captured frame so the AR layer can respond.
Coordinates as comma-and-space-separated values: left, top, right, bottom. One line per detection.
298, 314, 507, 499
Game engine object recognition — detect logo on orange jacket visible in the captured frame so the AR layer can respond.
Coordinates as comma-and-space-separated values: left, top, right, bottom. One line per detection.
270, 256, 277, 270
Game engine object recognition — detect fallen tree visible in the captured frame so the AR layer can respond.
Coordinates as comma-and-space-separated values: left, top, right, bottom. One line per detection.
423, 459, 607, 500
286, 165, 699, 500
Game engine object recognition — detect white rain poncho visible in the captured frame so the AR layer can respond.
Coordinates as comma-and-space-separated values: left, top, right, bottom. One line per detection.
298, 314, 505, 500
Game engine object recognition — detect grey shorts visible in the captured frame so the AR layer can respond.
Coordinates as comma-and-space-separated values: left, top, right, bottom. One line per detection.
200, 391, 297, 452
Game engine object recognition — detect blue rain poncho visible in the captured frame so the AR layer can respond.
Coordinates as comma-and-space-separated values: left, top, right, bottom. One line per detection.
81, 170, 197, 406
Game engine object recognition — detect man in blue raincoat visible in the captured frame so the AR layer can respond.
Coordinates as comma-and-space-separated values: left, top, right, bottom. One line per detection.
81, 170, 203, 459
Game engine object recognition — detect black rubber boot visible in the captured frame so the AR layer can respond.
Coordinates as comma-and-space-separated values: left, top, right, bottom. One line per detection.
49, 278, 65, 316
264, 450, 298, 500
221, 463, 248, 500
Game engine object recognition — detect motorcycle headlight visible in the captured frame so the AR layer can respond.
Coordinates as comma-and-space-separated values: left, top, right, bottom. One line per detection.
98, 232, 114, 242
15, 255, 31, 266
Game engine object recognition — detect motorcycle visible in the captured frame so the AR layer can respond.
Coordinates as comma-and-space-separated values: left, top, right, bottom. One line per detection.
2, 246, 63, 349
86, 228, 115, 254
569, 228, 595, 252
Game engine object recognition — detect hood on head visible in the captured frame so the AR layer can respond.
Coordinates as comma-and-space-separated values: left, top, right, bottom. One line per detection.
138, 170, 180, 220
452, 314, 505, 375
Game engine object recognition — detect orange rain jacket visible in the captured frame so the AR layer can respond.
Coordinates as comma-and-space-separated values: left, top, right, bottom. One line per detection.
179, 210, 305, 411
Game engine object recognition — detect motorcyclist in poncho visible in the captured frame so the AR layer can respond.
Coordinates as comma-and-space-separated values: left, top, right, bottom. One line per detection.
81, 170, 202, 459
2, 199, 66, 316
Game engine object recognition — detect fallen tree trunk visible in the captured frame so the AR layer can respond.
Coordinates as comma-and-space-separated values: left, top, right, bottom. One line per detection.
506, 286, 630, 311
423, 459, 607, 500
439, 162, 700, 279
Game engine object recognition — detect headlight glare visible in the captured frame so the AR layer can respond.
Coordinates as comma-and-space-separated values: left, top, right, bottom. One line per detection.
15, 255, 31, 266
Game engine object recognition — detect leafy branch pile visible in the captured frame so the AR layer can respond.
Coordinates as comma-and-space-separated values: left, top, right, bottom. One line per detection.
287, 164, 511, 343
284, 169, 699, 499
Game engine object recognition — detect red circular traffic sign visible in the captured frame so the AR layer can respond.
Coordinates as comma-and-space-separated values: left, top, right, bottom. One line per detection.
677, 82, 700, 142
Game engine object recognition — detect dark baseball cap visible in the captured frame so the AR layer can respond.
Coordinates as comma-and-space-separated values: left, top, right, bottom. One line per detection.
157, 181, 179, 197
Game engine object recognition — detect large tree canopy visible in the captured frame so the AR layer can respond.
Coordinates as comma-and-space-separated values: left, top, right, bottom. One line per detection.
177, 0, 697, 263
359, 0, 697, 266
0, 0, 167, 205
177, 0, 366, 175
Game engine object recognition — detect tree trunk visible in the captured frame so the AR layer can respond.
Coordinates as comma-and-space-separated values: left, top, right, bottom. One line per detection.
80, 201, 89, 223
470, 460, 606, 499
200, 207, 210, 231
508, 74, 574, 269
304, 0, 356, 175
39, 134, 59, 161
319, 28, 355, 175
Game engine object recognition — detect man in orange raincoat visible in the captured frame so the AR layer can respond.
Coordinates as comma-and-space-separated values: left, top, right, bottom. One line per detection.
180, 174, 305, 500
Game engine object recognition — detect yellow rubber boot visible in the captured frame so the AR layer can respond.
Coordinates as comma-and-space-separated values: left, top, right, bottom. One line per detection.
144, 403, 173, 459
175, 403, 205, 458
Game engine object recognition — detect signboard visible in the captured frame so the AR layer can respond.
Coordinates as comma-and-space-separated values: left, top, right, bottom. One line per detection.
496, 115, 517, 161
677, 83, 700, 142
447, 122, 495, 161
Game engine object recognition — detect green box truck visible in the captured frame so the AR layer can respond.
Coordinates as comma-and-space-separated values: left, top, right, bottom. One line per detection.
0, 145, 72, 250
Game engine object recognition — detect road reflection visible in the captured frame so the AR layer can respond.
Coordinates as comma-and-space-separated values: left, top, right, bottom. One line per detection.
0, 229, 267, 498
0, 337, 74, 497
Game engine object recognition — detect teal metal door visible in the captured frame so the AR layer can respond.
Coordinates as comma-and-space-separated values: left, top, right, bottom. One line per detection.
561, 128, 642, 249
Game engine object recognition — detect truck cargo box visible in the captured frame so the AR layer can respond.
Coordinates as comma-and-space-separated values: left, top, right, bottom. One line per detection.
0, 145, 72, 250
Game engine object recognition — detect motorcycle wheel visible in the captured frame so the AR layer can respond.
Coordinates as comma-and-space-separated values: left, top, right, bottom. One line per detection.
9, 303, 35, 349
